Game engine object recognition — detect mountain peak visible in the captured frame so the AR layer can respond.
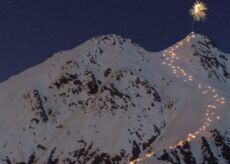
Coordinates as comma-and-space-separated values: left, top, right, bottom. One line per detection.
164, 31, 230, 83
88, 34, 140, 49
184, 32, 223, 53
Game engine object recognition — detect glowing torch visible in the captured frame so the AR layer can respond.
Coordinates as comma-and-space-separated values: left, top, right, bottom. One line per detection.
190, 1, 208, 21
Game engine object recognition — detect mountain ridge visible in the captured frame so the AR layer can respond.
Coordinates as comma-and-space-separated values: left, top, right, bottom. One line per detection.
1, 32, 227, 84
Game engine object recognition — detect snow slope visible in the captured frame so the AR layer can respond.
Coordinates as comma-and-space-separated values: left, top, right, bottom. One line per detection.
0, 32, 229, 164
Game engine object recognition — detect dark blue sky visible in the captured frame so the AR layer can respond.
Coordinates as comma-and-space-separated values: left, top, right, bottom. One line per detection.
0, 0, 229, 81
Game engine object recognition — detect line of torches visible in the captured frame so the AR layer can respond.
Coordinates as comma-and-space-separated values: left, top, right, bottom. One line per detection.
129, 32, 226, 164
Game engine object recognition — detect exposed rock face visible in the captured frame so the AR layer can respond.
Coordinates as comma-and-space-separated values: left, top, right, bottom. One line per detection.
156, 129, 230, 164
192, 36, 229, 82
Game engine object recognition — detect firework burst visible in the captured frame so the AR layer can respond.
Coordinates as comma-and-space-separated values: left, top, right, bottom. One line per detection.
190, 1, 208, 21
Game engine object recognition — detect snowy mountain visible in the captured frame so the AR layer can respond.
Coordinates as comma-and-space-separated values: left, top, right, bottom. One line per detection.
0, 32, 229, 164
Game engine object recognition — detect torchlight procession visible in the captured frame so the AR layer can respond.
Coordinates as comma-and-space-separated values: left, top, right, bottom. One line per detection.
129, 32, 226, 164
128, 1, 226, 163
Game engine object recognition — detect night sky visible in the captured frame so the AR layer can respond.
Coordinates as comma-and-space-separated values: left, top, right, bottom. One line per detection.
0, 0, 229, 82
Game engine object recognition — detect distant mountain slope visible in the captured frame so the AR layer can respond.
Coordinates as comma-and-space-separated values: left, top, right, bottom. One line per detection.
0, 32, 229, 164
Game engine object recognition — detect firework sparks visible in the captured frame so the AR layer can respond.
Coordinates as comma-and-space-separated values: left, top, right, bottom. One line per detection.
190, 1, 208, 21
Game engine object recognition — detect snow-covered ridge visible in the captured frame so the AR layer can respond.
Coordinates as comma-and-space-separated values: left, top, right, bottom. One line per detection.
0, 32, 229, 164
